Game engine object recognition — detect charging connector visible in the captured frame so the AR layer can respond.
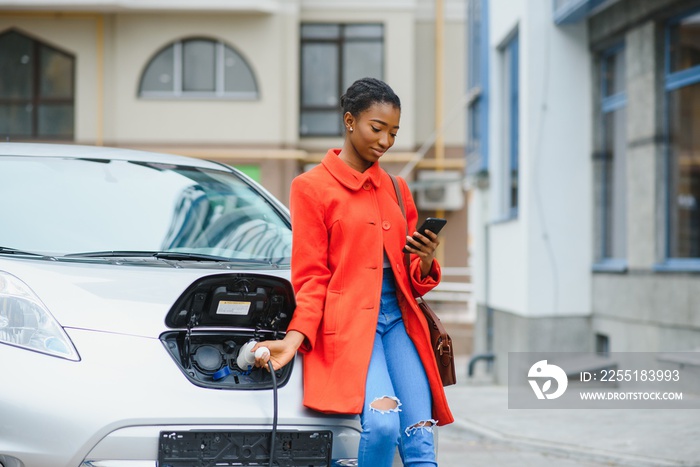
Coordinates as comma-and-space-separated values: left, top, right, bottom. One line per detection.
235, 340, 258, 369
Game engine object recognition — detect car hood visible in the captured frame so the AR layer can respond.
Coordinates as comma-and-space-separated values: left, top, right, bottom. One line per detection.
0, 257, 291, 338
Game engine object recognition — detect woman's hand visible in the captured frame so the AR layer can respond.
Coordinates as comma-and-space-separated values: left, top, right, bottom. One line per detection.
252, 330, 305, 371
404, 229, 440, 278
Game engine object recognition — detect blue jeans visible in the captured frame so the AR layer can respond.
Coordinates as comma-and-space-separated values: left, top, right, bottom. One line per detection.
358, 269, 437, 467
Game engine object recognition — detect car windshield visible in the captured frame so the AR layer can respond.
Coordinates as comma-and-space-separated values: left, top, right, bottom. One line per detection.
0, 156, 292, 265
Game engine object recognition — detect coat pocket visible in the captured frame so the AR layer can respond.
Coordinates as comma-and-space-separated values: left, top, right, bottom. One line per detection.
323, 290, 342, 334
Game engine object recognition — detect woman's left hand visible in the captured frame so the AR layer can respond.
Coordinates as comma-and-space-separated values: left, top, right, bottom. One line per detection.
404, 229, 439, 278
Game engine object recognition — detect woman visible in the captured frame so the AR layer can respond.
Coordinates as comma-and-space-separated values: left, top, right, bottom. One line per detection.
254, 77, 453, 466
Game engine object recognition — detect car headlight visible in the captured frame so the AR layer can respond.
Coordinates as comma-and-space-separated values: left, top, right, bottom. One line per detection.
0, 271, 79, 361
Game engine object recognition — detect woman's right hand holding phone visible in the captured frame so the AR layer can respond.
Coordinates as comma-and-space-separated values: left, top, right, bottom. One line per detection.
404, 229, 440, 278
404, 218, 446, 278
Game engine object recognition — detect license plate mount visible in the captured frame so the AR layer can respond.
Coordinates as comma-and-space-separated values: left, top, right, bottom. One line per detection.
158, 429, 333, 467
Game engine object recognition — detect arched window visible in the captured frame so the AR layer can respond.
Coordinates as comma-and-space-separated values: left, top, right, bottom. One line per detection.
139, 38, 258, 99
0, 29, 75, 139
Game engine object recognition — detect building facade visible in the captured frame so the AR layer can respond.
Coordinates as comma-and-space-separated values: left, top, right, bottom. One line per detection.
468, 0, 700, 383
0, 0, 469, 270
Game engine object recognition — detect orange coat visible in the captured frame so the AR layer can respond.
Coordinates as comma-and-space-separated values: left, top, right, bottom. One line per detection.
288, 149, 454, 426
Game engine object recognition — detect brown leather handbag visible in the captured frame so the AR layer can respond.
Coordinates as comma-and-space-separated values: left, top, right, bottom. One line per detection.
389, 174, 457, 387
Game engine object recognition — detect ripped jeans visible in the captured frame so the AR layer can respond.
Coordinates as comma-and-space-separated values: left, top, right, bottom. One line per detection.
358, 268, 437, 467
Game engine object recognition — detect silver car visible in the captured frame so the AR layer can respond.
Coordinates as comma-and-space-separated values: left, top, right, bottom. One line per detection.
0, 143, 360, 467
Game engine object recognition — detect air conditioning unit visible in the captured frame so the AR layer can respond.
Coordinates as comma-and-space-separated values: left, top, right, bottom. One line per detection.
415, 170, 464, 211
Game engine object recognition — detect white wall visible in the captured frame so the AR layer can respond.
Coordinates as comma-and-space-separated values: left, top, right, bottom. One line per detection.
477, 0, 592, 318
468, 181, 488, 303
523, 2, 591, 317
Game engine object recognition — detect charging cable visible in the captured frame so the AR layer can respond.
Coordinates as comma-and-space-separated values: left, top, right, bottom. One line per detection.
254, 347, 277, 467
267, 358, 278, 467
240, 343, 277, 466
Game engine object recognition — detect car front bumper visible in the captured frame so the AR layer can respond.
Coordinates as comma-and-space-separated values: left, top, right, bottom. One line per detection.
0, 328, 360, 467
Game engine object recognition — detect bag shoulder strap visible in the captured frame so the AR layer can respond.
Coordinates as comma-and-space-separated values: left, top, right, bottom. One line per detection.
389, 173, 406, 222
388, 172, 417, 294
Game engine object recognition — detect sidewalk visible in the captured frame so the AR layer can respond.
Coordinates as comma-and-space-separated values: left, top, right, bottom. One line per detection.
437, 355, 700, 467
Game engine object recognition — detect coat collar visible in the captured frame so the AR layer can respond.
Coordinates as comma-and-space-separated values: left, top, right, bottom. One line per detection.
321, 148, 383, 191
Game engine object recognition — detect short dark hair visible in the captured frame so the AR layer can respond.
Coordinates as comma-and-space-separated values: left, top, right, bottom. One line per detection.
340, 77, 401, 117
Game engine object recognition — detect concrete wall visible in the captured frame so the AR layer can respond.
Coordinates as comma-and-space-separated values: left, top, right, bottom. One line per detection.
473, 304, 592, 383
592, 273, 700, 351
589, 0, 700, 354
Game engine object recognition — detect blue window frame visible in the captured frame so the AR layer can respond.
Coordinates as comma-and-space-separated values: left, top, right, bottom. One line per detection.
466, 0, 489, 175
503, 31, 519, 218
553, 0, 611, 25
658, 10, 700, 270
594, 44, 627, 270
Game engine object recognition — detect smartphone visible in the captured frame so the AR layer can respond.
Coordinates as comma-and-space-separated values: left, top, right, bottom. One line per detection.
403, 217, 447, 253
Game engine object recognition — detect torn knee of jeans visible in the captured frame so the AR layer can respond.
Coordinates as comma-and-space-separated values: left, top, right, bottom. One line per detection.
405, 419, 438, 437
369, 396, 402, 414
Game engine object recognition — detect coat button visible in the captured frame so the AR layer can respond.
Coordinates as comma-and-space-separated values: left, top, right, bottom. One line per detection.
382, 221, 391, 230
363, 183, 372, 190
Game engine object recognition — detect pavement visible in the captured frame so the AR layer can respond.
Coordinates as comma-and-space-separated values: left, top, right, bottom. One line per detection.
435, 354, 700, 467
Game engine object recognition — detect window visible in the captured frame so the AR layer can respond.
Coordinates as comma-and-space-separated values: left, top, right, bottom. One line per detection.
595, 45, 627, 265
300, 23, 383, 137
500, 31, 519, 218
664, 12, 700, 262
139, 38, 258, 99
466, 0, 489, 174
0, 29, 75, 139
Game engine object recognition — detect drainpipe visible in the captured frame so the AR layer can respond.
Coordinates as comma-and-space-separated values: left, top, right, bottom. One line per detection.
434, 0, 445, 264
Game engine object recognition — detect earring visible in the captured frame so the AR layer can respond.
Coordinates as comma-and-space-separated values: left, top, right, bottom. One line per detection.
349, 127, 353, 132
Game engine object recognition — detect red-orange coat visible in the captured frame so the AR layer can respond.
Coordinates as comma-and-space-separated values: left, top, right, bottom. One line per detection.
288, 149, 454, 426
